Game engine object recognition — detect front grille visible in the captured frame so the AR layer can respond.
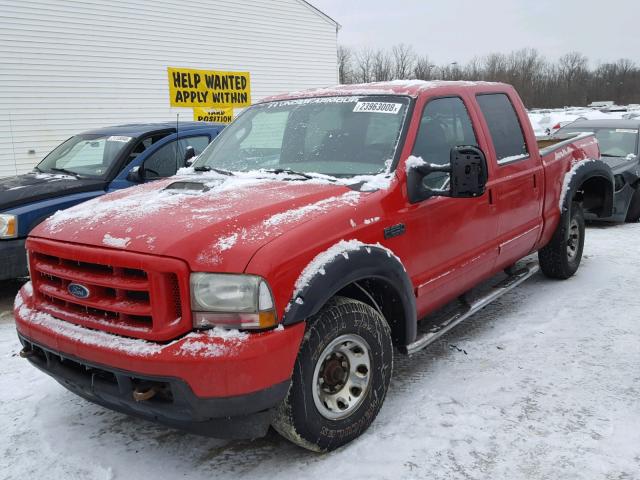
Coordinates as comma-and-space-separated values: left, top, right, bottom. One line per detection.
27, 238, 191, 341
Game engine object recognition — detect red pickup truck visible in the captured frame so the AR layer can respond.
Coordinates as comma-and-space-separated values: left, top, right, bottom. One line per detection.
14, 81, 613, 452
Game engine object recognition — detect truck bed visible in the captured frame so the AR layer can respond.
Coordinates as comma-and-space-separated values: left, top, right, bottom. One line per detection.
537, 132, 595, 157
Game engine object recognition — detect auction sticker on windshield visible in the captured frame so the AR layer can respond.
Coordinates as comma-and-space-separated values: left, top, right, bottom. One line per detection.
353, 102, 402, 114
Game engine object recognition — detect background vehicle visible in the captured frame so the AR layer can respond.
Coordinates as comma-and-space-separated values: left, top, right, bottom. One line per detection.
0, 122, 224, 280
14, 81, 613, 452
556, 119, 640, 222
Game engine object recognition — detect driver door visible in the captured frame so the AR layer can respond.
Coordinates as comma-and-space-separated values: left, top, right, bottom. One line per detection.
402, 95, 499, 316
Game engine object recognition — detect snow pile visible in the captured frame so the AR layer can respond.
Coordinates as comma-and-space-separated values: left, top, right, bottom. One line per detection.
347, 173, 394, 191
292, 240, 404, 297
16, 299, 165, 356
293, 239, 366, 296
405, 155, 427, 170
267, 80, 502, 102
102, 234, 131, 248
44, 186, 191, 234
528, 106, 634, 136
263, 191, 360, 227
215, 233, 239, 252
558, 159, 597, 211
178, 327, 249, 358
33, 172, 75, 181
498, 153, 529, 164
15, 287, 250, 359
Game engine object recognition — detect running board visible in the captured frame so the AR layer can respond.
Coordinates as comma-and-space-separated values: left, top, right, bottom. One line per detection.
402, 262, 540, 355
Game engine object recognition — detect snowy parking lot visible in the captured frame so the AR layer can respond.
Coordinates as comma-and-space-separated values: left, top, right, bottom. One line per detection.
1, 223, 639, 480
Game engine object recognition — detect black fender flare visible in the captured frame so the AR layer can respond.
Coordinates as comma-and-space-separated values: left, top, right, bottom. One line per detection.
282, 244, 417, 346
561, 159, 614, 217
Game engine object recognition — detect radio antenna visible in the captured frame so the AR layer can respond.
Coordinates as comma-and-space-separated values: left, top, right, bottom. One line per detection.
175, 113, 180, 169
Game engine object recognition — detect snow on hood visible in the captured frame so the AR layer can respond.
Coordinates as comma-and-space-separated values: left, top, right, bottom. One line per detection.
34, 171, 374, 272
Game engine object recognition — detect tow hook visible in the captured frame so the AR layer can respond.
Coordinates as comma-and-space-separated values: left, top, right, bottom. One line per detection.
19, 347, 35, 358
132, 386, 158, 402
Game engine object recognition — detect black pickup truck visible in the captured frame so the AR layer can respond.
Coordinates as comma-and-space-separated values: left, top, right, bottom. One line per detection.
557, 119, 640, 222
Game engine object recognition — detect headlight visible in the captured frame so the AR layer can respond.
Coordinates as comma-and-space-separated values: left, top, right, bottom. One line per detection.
0, 214, 17, 239
190, 273, 277, 330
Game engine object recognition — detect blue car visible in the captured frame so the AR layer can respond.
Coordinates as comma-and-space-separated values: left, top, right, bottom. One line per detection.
0, 121, 224, 280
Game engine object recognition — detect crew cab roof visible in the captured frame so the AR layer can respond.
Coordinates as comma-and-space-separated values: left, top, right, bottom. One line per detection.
562, 119, 640, 130
79, 121, 217, 137
259, 80, 510, 103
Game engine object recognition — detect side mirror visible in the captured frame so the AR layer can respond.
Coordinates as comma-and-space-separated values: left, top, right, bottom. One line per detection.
126, 165, 144, 183
183, 146, 196, 166
407, 145, 488, 203
449, 146, 488, 198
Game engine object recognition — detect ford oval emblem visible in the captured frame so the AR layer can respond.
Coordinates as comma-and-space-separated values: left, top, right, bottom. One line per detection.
68, 283, 90, 299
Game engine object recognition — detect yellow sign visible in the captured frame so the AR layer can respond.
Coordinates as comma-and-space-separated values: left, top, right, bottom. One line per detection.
168, 67, 250, 107
193, 106, 234, 123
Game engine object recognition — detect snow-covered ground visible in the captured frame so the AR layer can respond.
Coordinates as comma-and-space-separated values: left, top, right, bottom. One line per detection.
1, 223, 640, 479
528, 104, 640, 136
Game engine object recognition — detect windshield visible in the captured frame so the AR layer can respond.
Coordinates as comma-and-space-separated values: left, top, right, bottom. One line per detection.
37, 134, 133, 178
193, 95, 410, 177
559, 127, 638, 158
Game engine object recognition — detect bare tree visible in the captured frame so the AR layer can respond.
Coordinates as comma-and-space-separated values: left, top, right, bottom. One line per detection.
414, 55, 434, 80
372, 49, 393, 81
337, 43, 640, 108
354, 47, 374, 83
391, 43, 416, 79
337, 45, 353, 84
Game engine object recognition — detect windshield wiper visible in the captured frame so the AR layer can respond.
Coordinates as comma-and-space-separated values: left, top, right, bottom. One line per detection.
49, 167, 82, 178
601, 154, 622, 158
193, 165, 234, 176
261, 168, 315, 180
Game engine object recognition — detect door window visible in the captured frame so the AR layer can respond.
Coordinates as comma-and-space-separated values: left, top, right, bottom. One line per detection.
412, 97, 477, 188
476, 93, 528, 163
144, 135, 210, 179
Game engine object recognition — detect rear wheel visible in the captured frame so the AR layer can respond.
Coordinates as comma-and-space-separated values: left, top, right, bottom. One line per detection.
272, 296, 393, 452
539, 201, 585, 279
625, 185, 640, 222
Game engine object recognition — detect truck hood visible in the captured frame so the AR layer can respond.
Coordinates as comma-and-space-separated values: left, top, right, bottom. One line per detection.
0, 172, 106, 211
33, 172, 366, 272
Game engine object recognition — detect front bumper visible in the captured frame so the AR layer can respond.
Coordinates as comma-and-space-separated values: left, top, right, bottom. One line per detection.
18, 334, 289, 439
0, 238, 27, 280
14, 285, 305, 438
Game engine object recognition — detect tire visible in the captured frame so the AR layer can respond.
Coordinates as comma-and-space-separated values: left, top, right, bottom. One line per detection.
625, 185, 640, 223
538, 201, 585, 279
272, 296, 393, 452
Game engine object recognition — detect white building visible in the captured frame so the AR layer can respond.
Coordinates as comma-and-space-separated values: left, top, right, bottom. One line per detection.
0, 0, 339, 177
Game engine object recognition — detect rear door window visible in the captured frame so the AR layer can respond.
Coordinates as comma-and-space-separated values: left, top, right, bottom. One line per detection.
476, 93, 529, 164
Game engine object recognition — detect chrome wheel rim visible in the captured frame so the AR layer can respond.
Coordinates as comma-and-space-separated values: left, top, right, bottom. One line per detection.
312, 334, 372, 420
567, 218, 580, 260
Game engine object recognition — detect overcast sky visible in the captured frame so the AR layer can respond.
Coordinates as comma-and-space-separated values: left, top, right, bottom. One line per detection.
310, 0, 640, 66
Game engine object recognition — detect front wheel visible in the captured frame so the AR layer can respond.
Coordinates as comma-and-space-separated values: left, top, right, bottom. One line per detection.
272, 296, 393, 452
538, 201, 585, 279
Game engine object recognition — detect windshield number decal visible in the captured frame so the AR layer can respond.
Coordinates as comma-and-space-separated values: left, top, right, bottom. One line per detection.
107, 135, 133, 143
615, 129, 638, 134
353, 102, 402, 114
